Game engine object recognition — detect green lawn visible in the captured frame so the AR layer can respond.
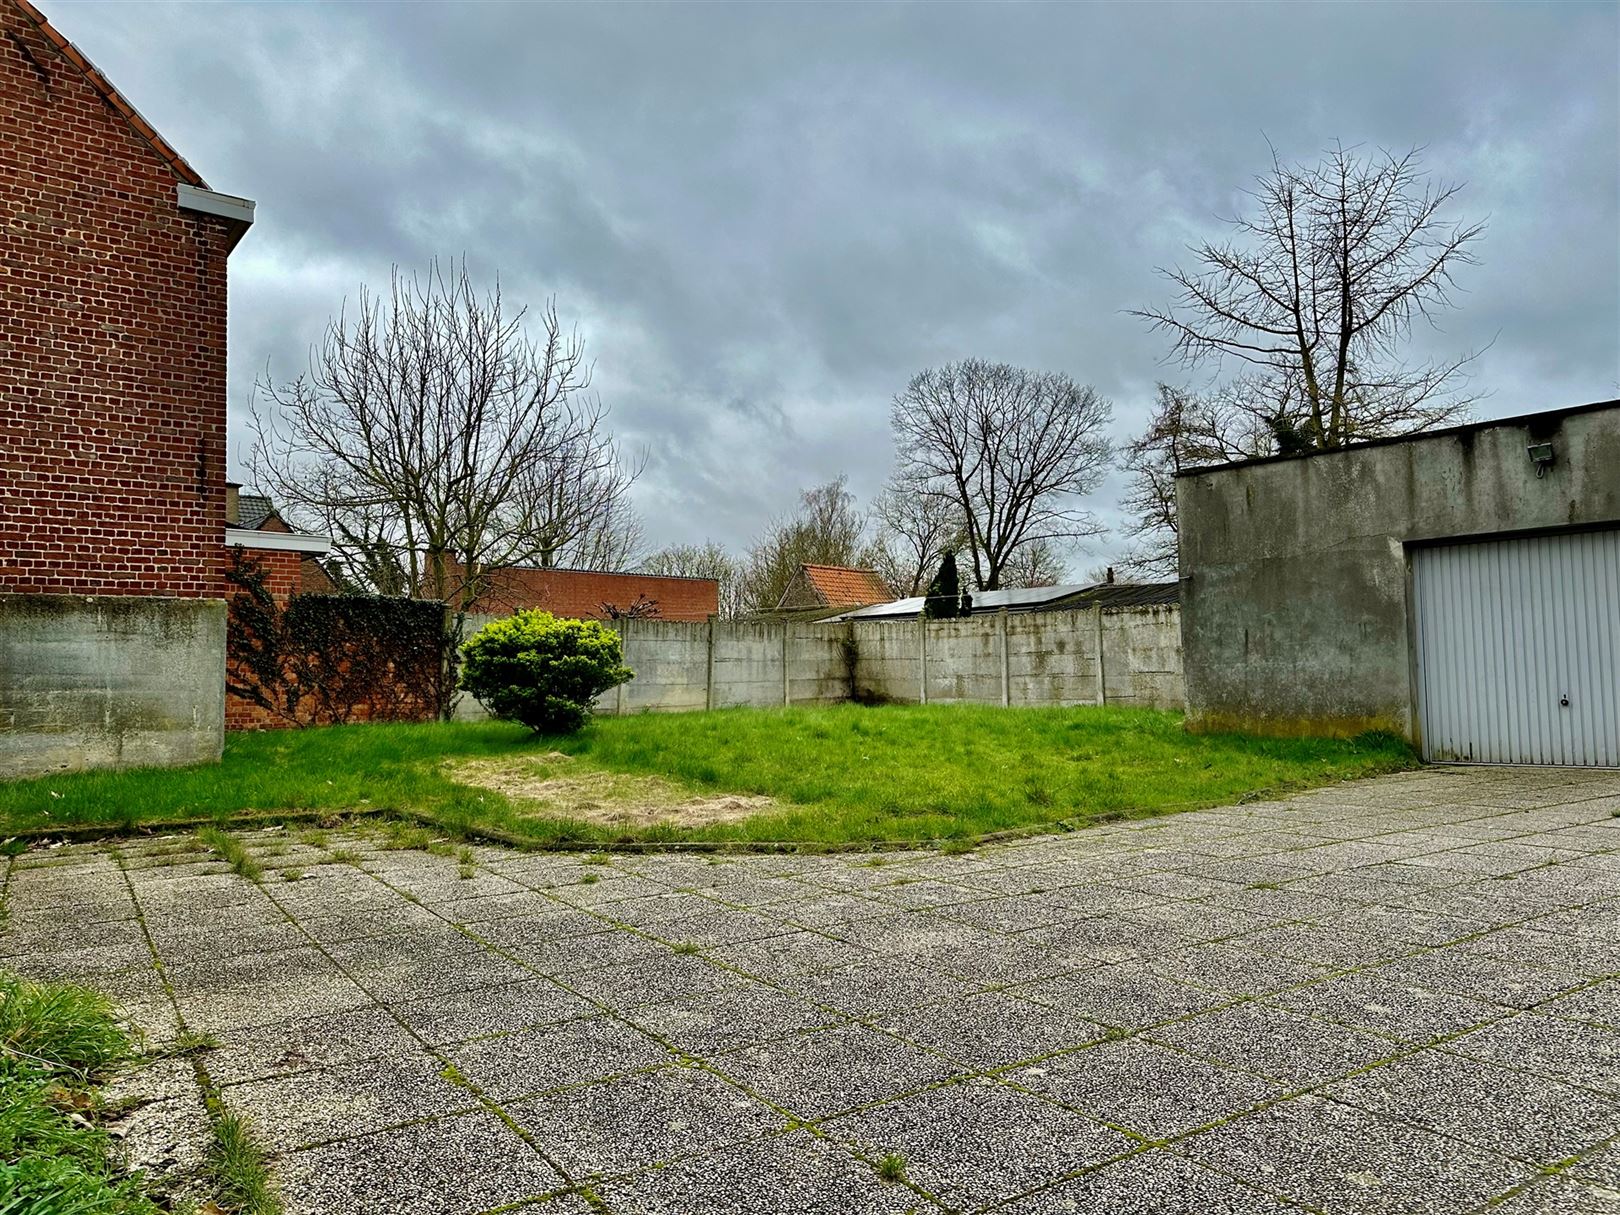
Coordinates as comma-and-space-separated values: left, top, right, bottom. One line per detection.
0, 705, 1417, 848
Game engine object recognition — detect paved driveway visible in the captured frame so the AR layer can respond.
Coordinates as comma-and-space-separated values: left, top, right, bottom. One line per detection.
6, 765, 1620, 1214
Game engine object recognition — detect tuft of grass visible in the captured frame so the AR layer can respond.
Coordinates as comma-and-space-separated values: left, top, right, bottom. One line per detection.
582, 852, 613, 866
938, 838, 978, 856
208, 1108, 281, 1214
578, 873, 600, 885
0, 970, 164, 1212
329, 848, 363, 867
196, 827, 263, 882
876, 1152, 907, 1183
154, 1027, 220, 1059
671, 941, 700, 955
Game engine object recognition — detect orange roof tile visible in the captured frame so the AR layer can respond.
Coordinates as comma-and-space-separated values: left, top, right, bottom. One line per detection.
798, 564, 893, 609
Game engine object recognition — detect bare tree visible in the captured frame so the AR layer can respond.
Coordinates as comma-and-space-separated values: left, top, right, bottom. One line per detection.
642, 540, 746, 619
741, 474, 869, 611
249, 261, 635, 621
514, 395, 647, 570
1135, 142, 1485, 450
998, 538, 1071, 589
866, 478, 965, 597
891, 360, 1112, 591
1116, 379, 1282, 578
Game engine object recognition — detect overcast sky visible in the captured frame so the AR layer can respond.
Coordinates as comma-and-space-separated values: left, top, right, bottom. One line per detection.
56, 0, 1620, 573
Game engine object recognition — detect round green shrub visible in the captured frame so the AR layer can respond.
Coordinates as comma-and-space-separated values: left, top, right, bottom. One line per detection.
459, 610, 633, 734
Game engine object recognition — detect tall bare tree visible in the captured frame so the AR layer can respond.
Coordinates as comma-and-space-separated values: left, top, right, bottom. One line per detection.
515, 396, 646, 570
1135, 142, 1485, 450
248, 259, 627, 617
866, 478, 965, 596
741, 474, 869, 611
642, 540, 746, 619
891, 359, 1112, 591
1116, 380, 1281, 578
998, 538, 1070, 589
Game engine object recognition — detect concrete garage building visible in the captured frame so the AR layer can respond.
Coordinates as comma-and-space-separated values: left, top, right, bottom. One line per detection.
1177, 400, 1620, 766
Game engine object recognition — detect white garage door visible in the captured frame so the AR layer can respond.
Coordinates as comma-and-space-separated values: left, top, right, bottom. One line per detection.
1412, 527, 1620, 766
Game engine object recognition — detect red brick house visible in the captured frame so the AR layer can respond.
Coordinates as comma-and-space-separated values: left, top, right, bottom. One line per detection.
1, 1, 267, 775
469, 565, 721, 622
1, 0, 258, 598
225, 484, 338, 596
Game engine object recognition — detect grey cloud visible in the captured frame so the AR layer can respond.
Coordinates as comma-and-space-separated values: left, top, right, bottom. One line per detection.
54, 0, 1619, 568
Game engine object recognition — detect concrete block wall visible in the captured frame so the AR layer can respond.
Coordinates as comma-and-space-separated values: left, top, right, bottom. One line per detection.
1006, 613, 1100, 706
455, 608, 1184, 719
1101, 605, 1185, 709
0, 594, 225, 779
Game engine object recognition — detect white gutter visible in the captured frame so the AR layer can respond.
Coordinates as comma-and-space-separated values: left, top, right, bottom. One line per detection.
226, 528, 331, 555
177, 184, 256, 226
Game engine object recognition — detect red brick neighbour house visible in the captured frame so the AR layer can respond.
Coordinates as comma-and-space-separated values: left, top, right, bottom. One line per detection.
0, 1, 283, 774
225, 484, 338, 597
468, 565, 721, 622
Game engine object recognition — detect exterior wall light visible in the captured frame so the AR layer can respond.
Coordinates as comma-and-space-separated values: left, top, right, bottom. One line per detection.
1527, 441, 1556, 478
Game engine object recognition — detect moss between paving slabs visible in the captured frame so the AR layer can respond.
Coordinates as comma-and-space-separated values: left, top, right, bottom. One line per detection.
0, 705, 1418, 849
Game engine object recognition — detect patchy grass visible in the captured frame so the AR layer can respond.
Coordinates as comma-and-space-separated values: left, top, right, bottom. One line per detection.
196, 826, 263, 882
0, 970, 164, 1213
0, 707, 1417, 848
207, 1107, 281, 1215
525, 704, 1417, 845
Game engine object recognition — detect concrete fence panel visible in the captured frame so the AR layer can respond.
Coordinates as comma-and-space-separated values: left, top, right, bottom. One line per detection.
451, 605, 1184, 721
0, 594, 226, 778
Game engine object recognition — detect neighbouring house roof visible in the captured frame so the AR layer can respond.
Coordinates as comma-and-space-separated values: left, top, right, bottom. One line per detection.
468, 565, 721, 623
9, 0, 208, 188
223, 489, 330, 554
824, 580, 1179, 622
778, 564, 893, 612
1059, 581, 1181, 610
233, 494, 276, 530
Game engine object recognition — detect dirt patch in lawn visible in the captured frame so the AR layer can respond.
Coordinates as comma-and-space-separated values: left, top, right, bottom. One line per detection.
447, 754, 778, 829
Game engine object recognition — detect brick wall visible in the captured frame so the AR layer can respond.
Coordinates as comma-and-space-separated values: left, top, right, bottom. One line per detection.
0, 3, 236, 598
471, 566, 720, 622
225, 546, 442, 731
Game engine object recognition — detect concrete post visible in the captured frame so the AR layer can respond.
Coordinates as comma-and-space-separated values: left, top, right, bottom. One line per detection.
615, 619, 628, 716
781, 623, 791, 707
705, 616, 716, 711
1094, 605, 1106, 706
999, 609, 1010, 707
919, 618, 929, 705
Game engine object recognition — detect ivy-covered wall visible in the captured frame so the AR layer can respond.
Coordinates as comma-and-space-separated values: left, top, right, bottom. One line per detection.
225, 549, 448, 730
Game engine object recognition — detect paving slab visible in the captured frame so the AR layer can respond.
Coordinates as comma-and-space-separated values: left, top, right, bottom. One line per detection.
4, 763, 1618, 1214
1008, 1037, 1281, 1139
1178, 1094, 1535, 1214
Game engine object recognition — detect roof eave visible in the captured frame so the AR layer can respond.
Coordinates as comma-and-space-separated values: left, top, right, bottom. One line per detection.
176, 184, 255, 250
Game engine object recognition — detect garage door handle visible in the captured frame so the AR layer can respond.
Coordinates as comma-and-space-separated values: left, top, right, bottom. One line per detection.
1560, 694, 1570, 707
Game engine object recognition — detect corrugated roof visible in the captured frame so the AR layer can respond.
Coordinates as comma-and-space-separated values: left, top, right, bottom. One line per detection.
1059, 581, 1180, 609
824, 580, 1179, 621
797, 564, 893, 609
